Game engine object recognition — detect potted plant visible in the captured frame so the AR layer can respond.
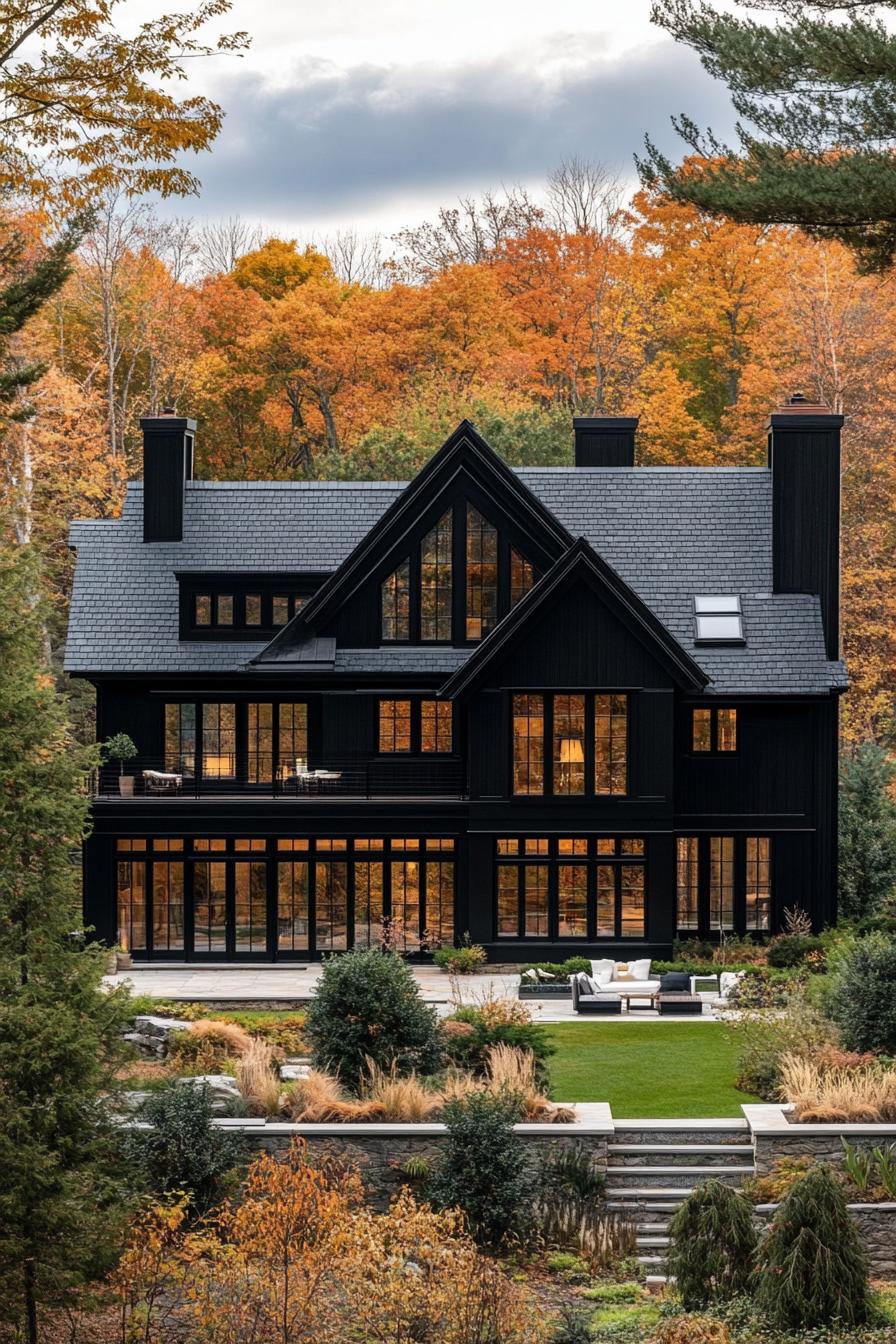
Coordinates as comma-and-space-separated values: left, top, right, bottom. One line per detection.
103, 732, 138, 797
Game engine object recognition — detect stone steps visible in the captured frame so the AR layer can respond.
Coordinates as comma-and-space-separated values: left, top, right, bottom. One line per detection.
608, 1143, 753, 1167
603, 1118, 756, 1282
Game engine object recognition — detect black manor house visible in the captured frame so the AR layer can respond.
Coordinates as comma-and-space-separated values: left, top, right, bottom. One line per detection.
65, 399, 846, 962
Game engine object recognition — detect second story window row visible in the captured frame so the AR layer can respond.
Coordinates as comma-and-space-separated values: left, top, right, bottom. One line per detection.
512, 692, 629, 797
380, 503, 537, 645
378, 699, 453, 754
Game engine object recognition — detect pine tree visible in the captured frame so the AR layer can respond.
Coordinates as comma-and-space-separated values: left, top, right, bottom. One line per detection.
639, 1, 896, 274
0, 543, 133, 1343
664, 1178, 758, 1307
754, 1165, 870, 1329
838, 742, 896, 922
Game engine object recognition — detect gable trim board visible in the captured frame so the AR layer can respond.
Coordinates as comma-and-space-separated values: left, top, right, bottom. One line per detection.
259, 421, 574, 661
440, 537, 709, 700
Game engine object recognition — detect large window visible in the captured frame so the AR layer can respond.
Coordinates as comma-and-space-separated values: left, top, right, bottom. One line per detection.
676, 837, 700, 931
512, 694, 544, 794
692, 706, 738, 753
553, 694, 586, 795
420, 510, 452, 641
513, 692, 629, 797
164, 703, 196, 775
380, 504, 537, 643
202, 703, 236, 779
595, 694, 628, 794
379, 700, 412, 753
114, 836, 454, 959
709, 836, 735, 931
382, 559, 411, 641
165, 702, 308, 786
745, 836, 771, 932
676, 834, 773, 936
495, 836, 646, 940
465, 504, 499, 640
379, 699, 453, 754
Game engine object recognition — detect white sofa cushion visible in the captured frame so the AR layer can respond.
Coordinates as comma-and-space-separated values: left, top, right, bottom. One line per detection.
629, 958, 652, 981
590, 959, 615, 984
602, 979, 659, 994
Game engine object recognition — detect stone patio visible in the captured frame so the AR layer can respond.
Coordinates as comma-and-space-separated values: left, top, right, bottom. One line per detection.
107, 963, 723, 1022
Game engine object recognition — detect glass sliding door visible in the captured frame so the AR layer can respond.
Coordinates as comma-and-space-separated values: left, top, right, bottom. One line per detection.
193, 861, 227, 955
390, 858, 421, 952
354, 861, 384, 947
234, 861, 267, 954
277, 861, 309, 953
116, 858, 147, 953
152, 860, 184, 953
315, 861, 348, 951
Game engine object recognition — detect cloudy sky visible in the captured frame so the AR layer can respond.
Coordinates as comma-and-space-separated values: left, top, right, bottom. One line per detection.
146, 0, 739, 238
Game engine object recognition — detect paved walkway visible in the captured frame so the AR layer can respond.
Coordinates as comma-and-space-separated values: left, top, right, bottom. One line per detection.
107, 963, 723, 1022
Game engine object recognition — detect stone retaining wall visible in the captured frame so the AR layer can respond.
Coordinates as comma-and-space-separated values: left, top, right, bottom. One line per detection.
743, 1105, 896, 1176
755, 1204, 896, 1278
214, 1109, 612, 1209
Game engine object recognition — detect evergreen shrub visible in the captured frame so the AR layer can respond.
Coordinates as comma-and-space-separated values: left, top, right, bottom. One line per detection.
305, 947, 443, 1089
828, 936, 896, 1055
127, 1082, 243, 1214
665, 1179, 758, 1308
754, 1165, 870, 1330
428, 1092, 534, 1246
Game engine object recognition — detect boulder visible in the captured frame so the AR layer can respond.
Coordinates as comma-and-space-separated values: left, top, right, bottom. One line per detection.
127, 1014, 194, 1058
175, 1074, 243, 1112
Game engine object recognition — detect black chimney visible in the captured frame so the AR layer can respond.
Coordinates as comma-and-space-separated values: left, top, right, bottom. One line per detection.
767, 393, 842, 659
573, 416, 637, 467
141, 409, 195, 543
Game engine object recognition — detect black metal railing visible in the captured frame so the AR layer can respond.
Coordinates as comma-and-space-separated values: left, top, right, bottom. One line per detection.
92, 755, 468, 800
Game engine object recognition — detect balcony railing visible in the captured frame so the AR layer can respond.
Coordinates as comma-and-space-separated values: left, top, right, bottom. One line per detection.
91, 755, 468, 801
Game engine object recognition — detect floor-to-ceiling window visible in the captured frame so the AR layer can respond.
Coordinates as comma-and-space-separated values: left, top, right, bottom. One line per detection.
675, 835, 773, 936
494, 836, 646, 941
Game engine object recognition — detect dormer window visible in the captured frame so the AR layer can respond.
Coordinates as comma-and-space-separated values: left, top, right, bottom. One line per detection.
694, 595, 744, 644
180, 577, 318, 640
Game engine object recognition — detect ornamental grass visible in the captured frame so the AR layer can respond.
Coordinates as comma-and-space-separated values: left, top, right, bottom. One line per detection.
779, 1053, 896, 1123
235, 1038, 283, 1117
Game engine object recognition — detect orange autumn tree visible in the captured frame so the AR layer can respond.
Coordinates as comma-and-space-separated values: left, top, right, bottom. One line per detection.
114, 1141, 544, 1344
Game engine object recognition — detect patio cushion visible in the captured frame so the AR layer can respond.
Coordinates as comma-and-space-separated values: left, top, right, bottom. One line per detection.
590, 959, 615, 984
659, 971, 690, 993
629, 958, 652, 981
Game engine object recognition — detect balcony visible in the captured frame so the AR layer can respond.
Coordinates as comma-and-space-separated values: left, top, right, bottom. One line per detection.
90, 755, 468, 801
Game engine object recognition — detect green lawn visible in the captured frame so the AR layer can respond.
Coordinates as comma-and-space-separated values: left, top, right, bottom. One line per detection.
541, 1021, 761, 1117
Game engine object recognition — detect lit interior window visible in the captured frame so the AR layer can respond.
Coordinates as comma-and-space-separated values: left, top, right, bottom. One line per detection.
694, 595, 744, 643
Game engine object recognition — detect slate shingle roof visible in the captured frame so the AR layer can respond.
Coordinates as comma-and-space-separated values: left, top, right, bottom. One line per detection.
65, 469, 847, 695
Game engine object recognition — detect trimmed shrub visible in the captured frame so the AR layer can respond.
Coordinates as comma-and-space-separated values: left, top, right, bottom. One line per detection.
827, 936, 896, 1055
754, 1165, 870, 1330
428, 1092, 534, 1246
665, 1180, 758, 1308
767, 933, 825, 968
126, 1082, 243, 1214
432, 941, 487, 973
305, 947, 443, 1089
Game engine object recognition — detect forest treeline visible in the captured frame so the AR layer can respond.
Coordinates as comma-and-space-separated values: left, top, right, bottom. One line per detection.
2, 163, 893, 742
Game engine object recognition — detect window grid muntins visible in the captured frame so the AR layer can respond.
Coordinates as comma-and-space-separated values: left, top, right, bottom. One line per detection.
553, 694, 586, 795
710, 836, 735, 931
676, 836, 700, 930
513, 693, 628, 797
595, 693, 628, 795
420, 510, 452, 641
495, 836, 646, 940
381, 559, 411, 641
420, 700, 453, 753
510, 548, 535, 608
692, 706, 738, 753
513, 693, 544, 794
465, 504, 498, 641
746, 836, 772, 932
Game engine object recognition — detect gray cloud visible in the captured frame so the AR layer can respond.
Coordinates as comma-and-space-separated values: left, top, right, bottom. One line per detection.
185, 41, 735, 224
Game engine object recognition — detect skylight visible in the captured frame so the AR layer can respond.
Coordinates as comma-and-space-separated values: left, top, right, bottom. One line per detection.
694, 595, 745, 644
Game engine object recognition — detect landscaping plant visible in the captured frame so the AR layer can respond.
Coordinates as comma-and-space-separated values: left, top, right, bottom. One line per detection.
0, 546, 135, 1344
126, 1081, 244, 1214
429, 1092, 535, 1246
838, 742, 896, 923
665, 1180, 758, 1308
827, 934, 896, 1055
305, 946, 443, 1089
730, 990, 838, 1099
443, 997, 553, 1085
754, 1165, 870, 1330
432, 934, 487, 973
779, 1054, 896, 1123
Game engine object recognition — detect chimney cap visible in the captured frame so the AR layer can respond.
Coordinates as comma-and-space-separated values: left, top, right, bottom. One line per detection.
140, 413, 197, 433
573, 416, 639, 431
767, 393, 842, 432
